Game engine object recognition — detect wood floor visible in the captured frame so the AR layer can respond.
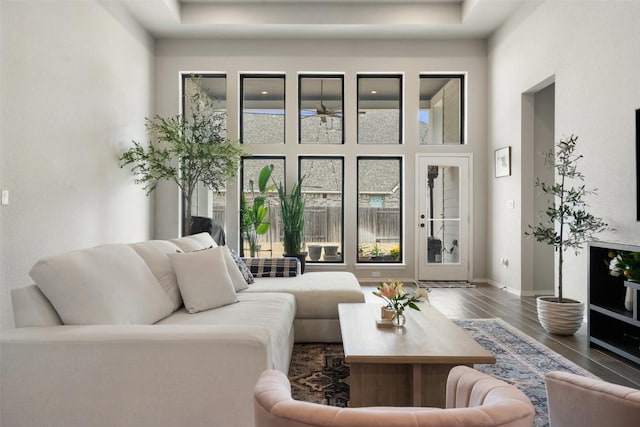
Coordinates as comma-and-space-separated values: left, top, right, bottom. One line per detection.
360, 282, 640, 389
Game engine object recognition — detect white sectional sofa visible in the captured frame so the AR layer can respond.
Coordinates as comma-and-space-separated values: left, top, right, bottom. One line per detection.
0, 233, 365, 427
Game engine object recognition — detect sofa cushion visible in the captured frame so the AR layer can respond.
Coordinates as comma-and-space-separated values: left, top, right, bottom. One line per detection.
11, 284, 62, 327
221, 247, 249, 292
157, 292, 296, 372
29, 244, 174, 325
170, 232, 217, 252
169, 247, 238, 314
129, 240, 183, 310
243, 272, 365, 319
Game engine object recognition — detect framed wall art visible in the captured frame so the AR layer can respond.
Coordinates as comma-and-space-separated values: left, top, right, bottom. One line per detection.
495, 146, 511, 178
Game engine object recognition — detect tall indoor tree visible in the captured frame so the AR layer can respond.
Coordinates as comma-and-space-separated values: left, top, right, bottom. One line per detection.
120, 78, 246, 233
526, 134, 607, 334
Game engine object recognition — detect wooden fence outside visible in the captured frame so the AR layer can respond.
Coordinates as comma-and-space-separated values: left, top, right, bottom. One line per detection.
213, 205, 400, 247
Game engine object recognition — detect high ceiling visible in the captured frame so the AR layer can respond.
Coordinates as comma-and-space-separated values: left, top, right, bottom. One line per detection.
120, 0, 528, 39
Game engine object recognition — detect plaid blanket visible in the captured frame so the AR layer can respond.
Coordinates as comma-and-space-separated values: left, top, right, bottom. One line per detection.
242, 257, 299, 277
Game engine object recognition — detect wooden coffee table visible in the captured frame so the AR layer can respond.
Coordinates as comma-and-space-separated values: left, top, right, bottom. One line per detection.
338, 303, 496, 408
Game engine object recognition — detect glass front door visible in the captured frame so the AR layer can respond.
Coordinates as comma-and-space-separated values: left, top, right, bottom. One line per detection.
417, 155, 470, 280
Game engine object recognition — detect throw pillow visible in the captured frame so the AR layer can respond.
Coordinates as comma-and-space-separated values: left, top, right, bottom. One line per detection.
29, 244, 175, 325
228, 248, 254, 285
244, 257, 300, 277
170, 232, 217, 252
169, 247, 238, 314
129, 240, 184, 311
221, 247, 249, 292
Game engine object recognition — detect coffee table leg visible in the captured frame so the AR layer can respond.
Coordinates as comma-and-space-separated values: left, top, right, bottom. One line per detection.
416, 364, 459, 407
350, 363, 412, 407
412, 364, 422, 406
350, 363, 462, 407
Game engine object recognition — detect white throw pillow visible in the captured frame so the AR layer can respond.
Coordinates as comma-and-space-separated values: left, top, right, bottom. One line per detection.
29, 244, 175, 325
129, 240, 183, 310
222, 246, 249, 292
170, 233, 217, 252
169, 247, 238, 314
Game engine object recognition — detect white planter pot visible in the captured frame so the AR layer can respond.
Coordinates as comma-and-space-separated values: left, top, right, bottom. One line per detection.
536, 296, 584, 335
624, 287, 634, 311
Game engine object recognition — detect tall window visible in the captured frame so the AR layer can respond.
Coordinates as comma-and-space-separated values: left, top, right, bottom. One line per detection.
241, 75, 286, 144
299, 75, 344, 144
357, 75, 402, 144
178, 69, 470, 268
240, 157, 285, 257
419, 74, 465, 144
357, 157, 403, 263
181, 74, 228, 230
300, 157, 344, 263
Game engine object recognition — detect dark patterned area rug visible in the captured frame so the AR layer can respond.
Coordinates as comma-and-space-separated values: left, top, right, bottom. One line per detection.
288, 318, 597, 427
288, 343, 350, 407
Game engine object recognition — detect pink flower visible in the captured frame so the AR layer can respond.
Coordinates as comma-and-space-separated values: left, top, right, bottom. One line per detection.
374, 279, 427, 313
380, 282, 397, 299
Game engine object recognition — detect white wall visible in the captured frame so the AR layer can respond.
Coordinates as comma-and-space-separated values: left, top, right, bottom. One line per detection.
0, 0, 155, 328
154, 39, 489, 282
532, 83, 555, 294
488, 1, 640, 302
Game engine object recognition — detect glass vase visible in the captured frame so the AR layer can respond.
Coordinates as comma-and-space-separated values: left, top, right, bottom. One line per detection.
392, 310, 406, 327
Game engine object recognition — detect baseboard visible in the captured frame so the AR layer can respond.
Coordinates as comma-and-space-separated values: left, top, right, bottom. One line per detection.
477, 278, 555, 297
358, 277, 415, 286
481, 279, 524, 296
361, 277, 550, 297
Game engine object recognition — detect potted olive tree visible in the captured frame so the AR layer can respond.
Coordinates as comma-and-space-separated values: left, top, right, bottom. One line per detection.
275, 176, 307, 273
120, 78, 245, 234
526, 134, 607, 335
240, 164, 274, 257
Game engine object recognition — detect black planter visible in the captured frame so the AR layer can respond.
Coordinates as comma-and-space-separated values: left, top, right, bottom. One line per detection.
285, 252, 307, 274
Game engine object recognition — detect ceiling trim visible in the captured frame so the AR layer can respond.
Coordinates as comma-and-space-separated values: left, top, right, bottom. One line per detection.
119, 0, 527, 40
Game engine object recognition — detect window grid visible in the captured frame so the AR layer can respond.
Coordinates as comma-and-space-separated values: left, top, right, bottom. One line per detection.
180, 73, 228, 235
240, 74, 286, 144
299, 156, 345, 263
357, 156, 403, 263
419, 74, 465, 145
240, 156, 286, 258
357, 74, 403, 145
181, 71, 467, 267
298, 74, 345, 145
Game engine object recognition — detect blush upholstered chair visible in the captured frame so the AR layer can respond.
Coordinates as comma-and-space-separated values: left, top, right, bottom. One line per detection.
545, 371, 640, 427
254, 365, 535, 427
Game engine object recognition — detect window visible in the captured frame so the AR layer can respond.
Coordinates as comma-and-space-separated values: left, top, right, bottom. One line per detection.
357, 75, 402, 144
299, 75, 344, 144
357, 157, 403, 263
425, 164, 460, 264
240, 157, 285, 257
419, 75, 464, 144
241, 75, 285, 144
178, 69, 470, 271
300, 157, 344, 263
181, 74, 228, 231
